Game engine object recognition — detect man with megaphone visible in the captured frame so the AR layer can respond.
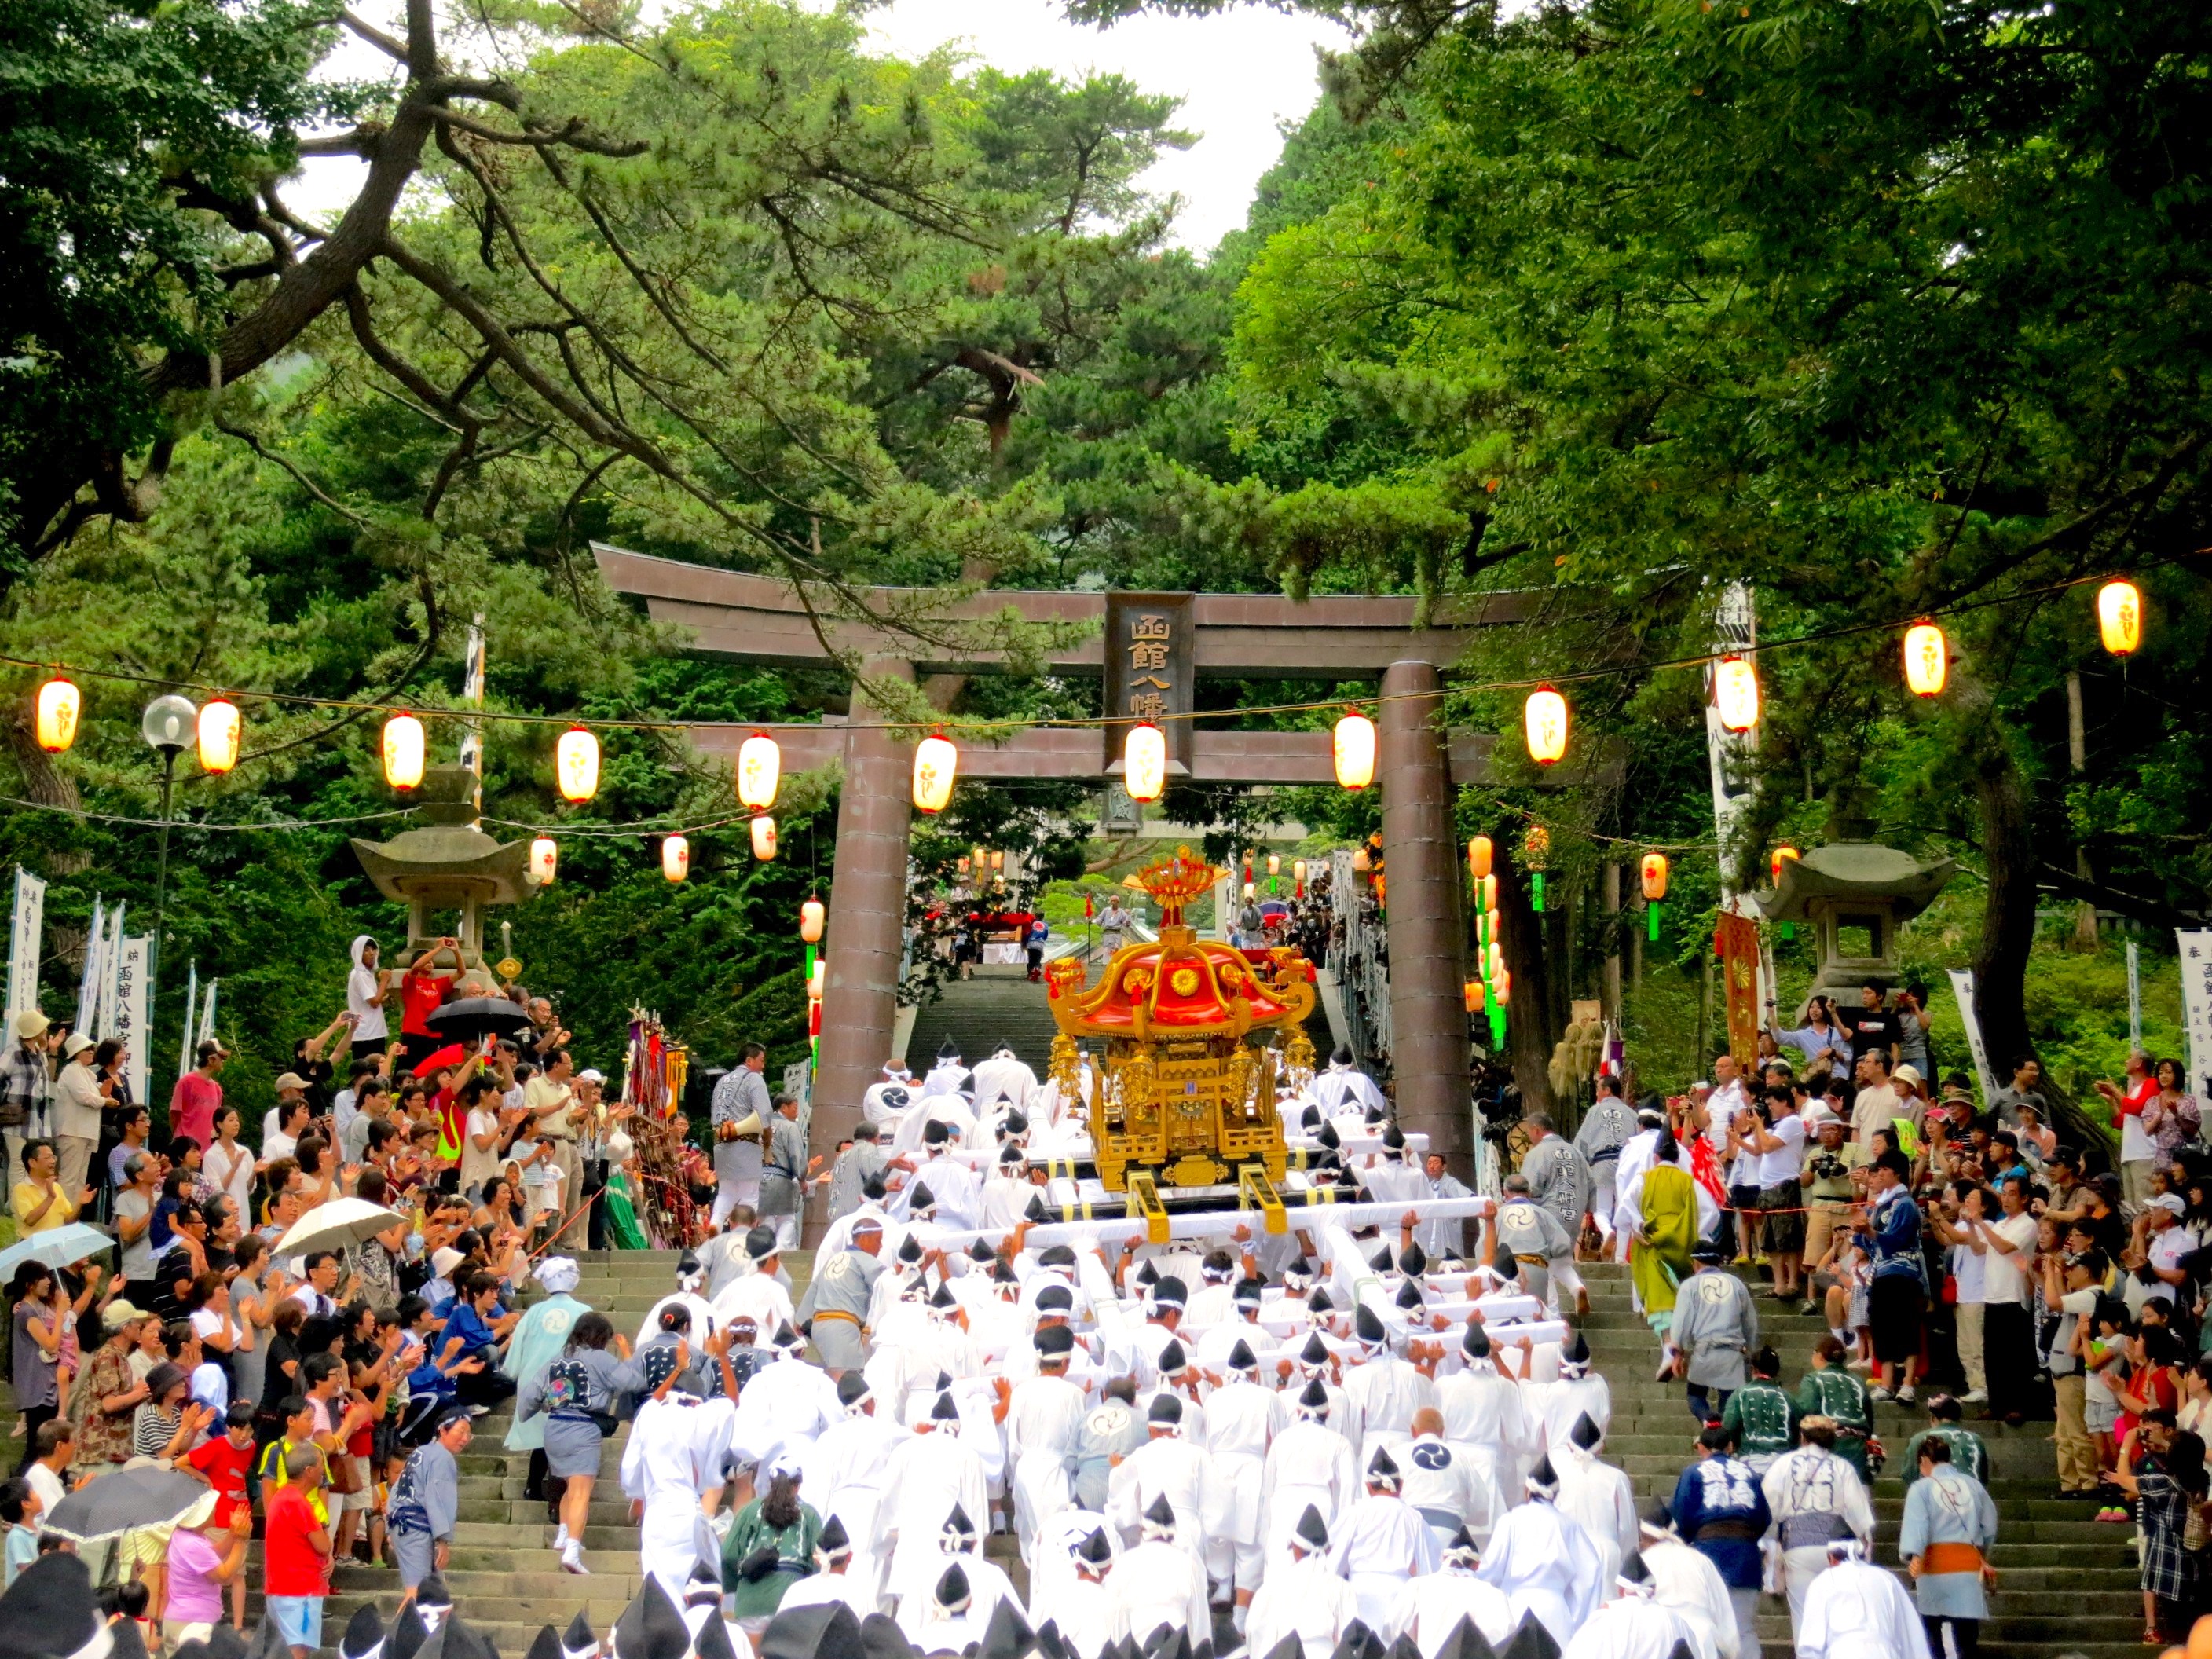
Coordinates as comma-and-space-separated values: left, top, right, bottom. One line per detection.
711, 1042, 773, 1228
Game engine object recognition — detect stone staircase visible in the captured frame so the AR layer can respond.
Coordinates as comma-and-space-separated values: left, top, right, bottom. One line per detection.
21, 1248, 2144, 1659
1576, 1258, 2141, 1658
904, 966, 1068, 1075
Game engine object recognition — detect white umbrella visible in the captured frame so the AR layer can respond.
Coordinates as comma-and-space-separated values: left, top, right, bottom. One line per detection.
275, 1197, 407, 1258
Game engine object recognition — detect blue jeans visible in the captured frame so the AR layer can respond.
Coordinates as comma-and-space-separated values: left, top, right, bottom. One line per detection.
1687, 1382, 1734, 1423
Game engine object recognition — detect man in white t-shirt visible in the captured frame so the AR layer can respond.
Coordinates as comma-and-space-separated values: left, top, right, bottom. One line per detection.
1708, 1059, 1756, 1263
2042, 1247, 2106, 1496
1969, 1174, 2041, 1426
1748, 1086, 1810, 1303
346, 936, 388, 1060
2140, 1193, 2195, 1306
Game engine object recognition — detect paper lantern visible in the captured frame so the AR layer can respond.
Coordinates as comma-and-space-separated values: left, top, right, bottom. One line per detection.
34, 678, 79, 753
528, 837, 558, 884
1523, 686, 1569, 766
1463, 980, 1485, 1013
2098, 579, 2144, 656
1903, 622, 1948, 696
750, 814, 778, 860
1770, 844, 1800, 883
956, 856, 971, 875
1493, 968, 1511, 1005
382, 712, 426, 790
1351, 847, 1372, 873
1293, 859, 1307, 883
800, 898, 826, 944
736, 731, 781, 811
991, 850, 1005, 871
808, 958, 826, 1002
972, 845, 987, 872
662, 834, 690, 883
1478, 873, 1499, 914
1713, 655, 1760, 732
196, 699, 241, 775
1485, 940, 1503, 980
1640, 853, 1669, 902
555, 727, 599, 803
1467, 836, 1492, 880
912, 734, 958, 813
1332, 711, 1377, 790
1123, 722, 1167, 804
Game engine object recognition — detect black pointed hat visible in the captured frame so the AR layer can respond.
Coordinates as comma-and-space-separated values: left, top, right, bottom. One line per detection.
942, 1502, 978, 1540
1148, 1393, 1183, 1424
1032, 1627, 1071, 1659
1354, 1303, 1386, 1344
1327, 1621, 1385, 1659
838, 1372, 873, 1408
416, 1573, 454, 1612
898, 1235, 925, 1264
1395, 1280, 1424, 1311
1397, 1242, 1426, 1276
1315, 1121, 1341, 1151
694, 1615, 740, 1659
1463, 1324, 1492, 1358
1143, 1492, 1176, 1531
1331, 1045, 1354, 1067
1234, 1276, 1265, 1305
1077, 1526, 1113, 1566
818, 1514, 853, 1558
1301, 1105, 1323, 1130
1306, 1288, 1333, 1314
1387, 1636, 1421, 1659
1298, 1377, 1331, 1412
1441, 1527, 1480, 1565
1570, 1411, 1603, 1451
1497, 1618, 1559, 1659
933, 1563, 972, 1612
387, 1606, 430, 1659
1366, 1445, 1400, 1481
1261, 1640, 1305, 1659
1225, 1338, 1258, 1372
1151, 1275, 1188, 1309
977, 1598, 1034, 1659
1525, 1452, 1560, 1498
1368, 1245, 1393, 1273
1430, 1618, 1497, 1659
930, 1282, 958, 1310
1036, 1284, 1075, 1313
762, 1608, 867, 1659
909, 1181, 936, 1210
938, 1038, 961, 1061
612, 1579, 688, 1659
1024, 1194, 1049, 1224
1618, 1551, 1652, 1587
1664, 1646, 1694, 1659
1638, 1496, 1675, 1534
1035, 1322, 1075, 1357
923, 1120, 950, 1147
1135, 1259, 1159, 1287
1564, 1331, 1591, 1366
1381, 1125, 1406, 1150
1155, 1338, 1188, 1374
968, 1238, 996, 1262
1301, 1332, 1331, 1365
1295, 1503, 1329, 1550
856, 1617, 913, 1659
346, 1606, 390, 1659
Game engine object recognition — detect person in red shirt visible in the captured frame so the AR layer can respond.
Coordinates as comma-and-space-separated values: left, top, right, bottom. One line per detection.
2099, 1050, 2162, 1205
396, 941, 460, 1074
188, 1402, 258, 1631
262, 1443, 334, 1659
168, 1040, 226, 1155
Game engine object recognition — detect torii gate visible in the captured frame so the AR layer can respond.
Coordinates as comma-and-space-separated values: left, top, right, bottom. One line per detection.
594, 544, 1553, 1207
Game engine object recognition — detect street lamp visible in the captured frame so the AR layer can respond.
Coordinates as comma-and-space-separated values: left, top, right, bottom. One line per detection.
141, 693, 197, 924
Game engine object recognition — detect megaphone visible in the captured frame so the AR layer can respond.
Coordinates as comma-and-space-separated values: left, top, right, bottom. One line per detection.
716, 1110, 764, 1144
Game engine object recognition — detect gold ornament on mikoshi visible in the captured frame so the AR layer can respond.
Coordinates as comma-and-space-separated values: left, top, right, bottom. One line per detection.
1524, 685, 1569, 765
555, 727, 599, 802
1713, 654, 1760, 732
1903, 621, 1948, 696
912, 734, 958, 813
661, 834, 690, 883
736, 731, 780, 811
382, 712, 426, 790
528, 837, 558, 885
1332, 709, 1377, 789
34, 678, 79, 754
1467, 836, 1492, 880
196, 699, 241, 775
2098, 579, 2144, 656
1640, 852, 1670, 902
1124, 722, 1167, 803
750, 814, 777, 860
800, 898, 826, 943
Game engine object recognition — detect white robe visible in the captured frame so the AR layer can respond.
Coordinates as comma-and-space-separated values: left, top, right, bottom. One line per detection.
1434, 1368, 1527, 1514
1106, 1434, 1214, 1564
969, 1055, 1038, 1115
1639, 1536, 1733, 1659
893, 1550, 1023, 1643
1386, 1570, 1518, 1658
1555, 1448, 1639, 1589
1528, 1373, 1613, 1457
1794, 1560, 1933, 1659
803, 1411, 908, 1601
1262, 1419, 1361, 1559
1247, 1553, 1362, 1659
1398, 1434, 1496, 1544
1200, 1379, 1285, 1547
710, 1273, 797, 1339
635, 1289, 720, 1350
861, 1075, 916, 1127
1342, 1356, 1437, 1466
1005, 1374, 1088, 1562
1046, 1577, 1129, 1659
776, 1570, 881, 1622
1108, 1538, 1212, 1646
1329, 1492, 1441, 1632
1477, 1496, 1606, 1646
899, 1152, 983, 1229
1561, 1598, 1701, 1659
621, 1394, 722, 1597
1312, 1065, 1388, 1117
877, 1429, 991, 1606
729, 1353, 843, 1465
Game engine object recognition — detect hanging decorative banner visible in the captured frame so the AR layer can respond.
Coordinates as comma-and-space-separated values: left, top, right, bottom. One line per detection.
1102, 591, 1195, 777
96, 903, 125, 1042
112, 936, 150, 1097
7, 869, 45, 1033
75, 895, 104, 1035
1946, 967, 2000, 1105
1715, 912, 1761, 1066
197, 980, 219, 1052
2177, 933, 2212, 1103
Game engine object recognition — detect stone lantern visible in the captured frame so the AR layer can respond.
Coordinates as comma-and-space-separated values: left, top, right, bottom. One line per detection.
350, 765, 544, 980
1756, 840, 1956, 1010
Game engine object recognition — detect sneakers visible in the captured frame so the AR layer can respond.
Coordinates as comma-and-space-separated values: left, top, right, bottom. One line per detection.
554, 1523, 569, 1550
1960, 1389, 1988, 1404
1870, 1385, 1893, 1403
1896, 1384, 1917, 1404
560, 1538, 591, 1573
2097, 1506, 2132, 1523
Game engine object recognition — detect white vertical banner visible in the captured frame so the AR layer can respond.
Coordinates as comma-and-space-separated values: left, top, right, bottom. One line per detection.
2128, 942, 2143, 1053
197, 981, 218, 1051
113, 936, 150, 1097
75, 896, 104, 1034
7, 869, 46, 1031
2177, 931, 2212, 1102
97, 902, 125, 1041
1704, 580, 1759, 911
1946, 967, 2000, 1105
178, 961, 198, 1079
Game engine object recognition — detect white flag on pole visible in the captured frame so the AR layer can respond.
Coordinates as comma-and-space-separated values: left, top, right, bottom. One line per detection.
2177, 932, 2212, 1103
178, 961, 199, 1079
97, 903, 125, 1042
1946, 967, 2000, 1106
198, 981, 218, 1052
6, 869, 46, 1032
113, 936, 151, 1097
75, 897, 104, 1035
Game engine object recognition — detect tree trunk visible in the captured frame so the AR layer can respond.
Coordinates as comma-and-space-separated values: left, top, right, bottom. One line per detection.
1497, 856, 1572, 1130
2, 711, 90, 875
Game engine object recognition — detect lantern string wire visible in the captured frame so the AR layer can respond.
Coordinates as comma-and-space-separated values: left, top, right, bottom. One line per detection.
0, 562, 2174, 738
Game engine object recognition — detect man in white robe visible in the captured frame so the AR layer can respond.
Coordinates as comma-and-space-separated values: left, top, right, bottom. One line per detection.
1387, 1527, 1516, 1658
635, 1254, 720, 1350
862, 1060, 917, 1129
1342, 1303, 1437, 1467
1555, 1413, 1639, 1592
1399, 1408, 1496, 1551
801, 1372, 907, 1606
729, 1323, 842, 1468
1329, 1445, 1441, 1632
1527, 1331, 1613, 1456
1106, 1393, 1215, 1570
1562, 1555, 1701, 1659
969, 1042, 1038, 1116
1194, 1276, 1273, 1372
903, 1561, 992, 1657
1262, 1379, 1361, 1561
892, 1504, 1024, 1640
1312, 1047, 1389, 1117
621, 1387, 723, 1599
1478, 1455, 1606, 1647
1051, 1527, 1130, 1659
1635, 1499, 1734, 1659
772, 1516, 879, 1621
1247, 1506, 1362, 1659
1199, 1337, 1284, 1621
1761, 1421, 1876, 1630
1436, 1324, 1527, 1516
1003, 1324, 1087, 1566
918, 1038, 969, 1101
1794, 1538, 1932, 1659
1108, 1495, 1213, 1648
709, 1229, 797, 1335
877, 1395, 990, 1612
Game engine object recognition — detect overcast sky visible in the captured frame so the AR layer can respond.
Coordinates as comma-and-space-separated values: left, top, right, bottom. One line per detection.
285, 0, 1346, 255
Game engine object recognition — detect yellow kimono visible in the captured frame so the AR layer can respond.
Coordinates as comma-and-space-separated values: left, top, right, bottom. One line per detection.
1632, 1161, 1697, 1331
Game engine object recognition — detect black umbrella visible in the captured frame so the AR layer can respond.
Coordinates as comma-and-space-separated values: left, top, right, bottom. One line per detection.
426, 996, 537, 1042
44, 1465, 211, 1542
